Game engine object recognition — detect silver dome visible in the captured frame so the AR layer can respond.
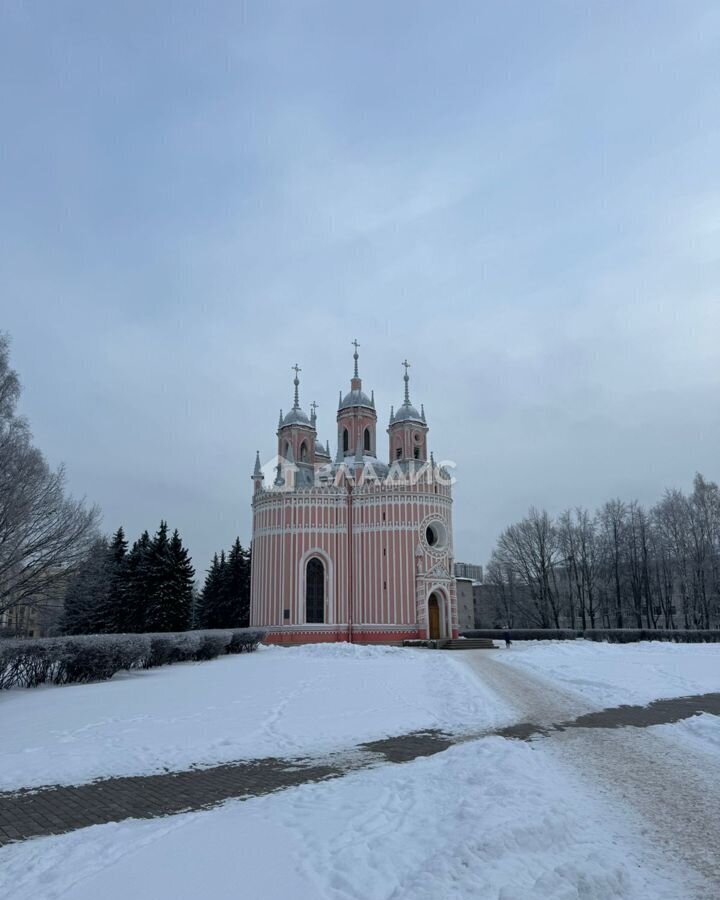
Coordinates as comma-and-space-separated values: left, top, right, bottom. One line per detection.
282, 407, 311, 426
391, 403, 424, 424
339, 389, 374, 411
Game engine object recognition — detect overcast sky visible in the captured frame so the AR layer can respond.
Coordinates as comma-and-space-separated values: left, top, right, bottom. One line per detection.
2, 1, 719, 575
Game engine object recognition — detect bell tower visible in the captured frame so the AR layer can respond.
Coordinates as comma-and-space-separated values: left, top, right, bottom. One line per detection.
388, 360, 428, 462
276, 364, 316, 487
337, 340, 377, 459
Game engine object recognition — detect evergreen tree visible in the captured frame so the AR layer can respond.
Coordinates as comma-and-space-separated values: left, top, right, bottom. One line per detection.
225, 538, 251, 627
196, 539, 251, 628
122, 530, 152, 632
196, 552, 222, 628
145, 521, 172, 632
166, 528, 194, 631
98, 526, 128, 632
62, 537, 111, 634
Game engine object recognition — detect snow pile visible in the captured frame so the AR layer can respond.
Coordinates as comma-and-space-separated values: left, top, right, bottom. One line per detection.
0, 737, 691, 900
496, 640, 720, 706
653, 712, 720, 757
0, 644, 511, 791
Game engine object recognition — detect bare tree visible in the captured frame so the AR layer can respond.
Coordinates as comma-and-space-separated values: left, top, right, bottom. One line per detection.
0, 334, 99, 621
494, 507, 561, 627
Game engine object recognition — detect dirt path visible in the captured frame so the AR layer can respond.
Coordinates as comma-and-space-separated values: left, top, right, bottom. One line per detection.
462, 651, 720, 899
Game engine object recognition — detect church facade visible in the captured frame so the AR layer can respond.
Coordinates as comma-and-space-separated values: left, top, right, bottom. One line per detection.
249, 346, 457, 644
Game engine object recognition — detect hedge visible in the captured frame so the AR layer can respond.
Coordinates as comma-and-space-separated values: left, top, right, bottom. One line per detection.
0, 629, 266, 690
460, 628, 720, 643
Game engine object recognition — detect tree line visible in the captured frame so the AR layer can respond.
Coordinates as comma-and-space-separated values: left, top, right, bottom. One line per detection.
486, 473, 720, 631
63, 526, 251, 635
0, 332, 252, 639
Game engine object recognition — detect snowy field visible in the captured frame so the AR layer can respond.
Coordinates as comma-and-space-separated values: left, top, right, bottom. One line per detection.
0, 737, 692, 900
0, 643, 511, 791
495, 639, 720, 706
2, 640, 719, 899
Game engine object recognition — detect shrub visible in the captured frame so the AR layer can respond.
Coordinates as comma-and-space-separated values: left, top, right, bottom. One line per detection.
460, 629, 581, 641
0, 628, 264, 690
227, 630, 265, 653
194, 633, 230, 661
461, 628, 720, 644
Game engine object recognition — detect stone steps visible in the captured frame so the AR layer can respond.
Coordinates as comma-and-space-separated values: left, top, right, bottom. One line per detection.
440, 638, 496, 650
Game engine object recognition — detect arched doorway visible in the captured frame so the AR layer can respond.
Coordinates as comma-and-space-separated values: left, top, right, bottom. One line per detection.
306, 558, 325, 623
428, 593, 441, 639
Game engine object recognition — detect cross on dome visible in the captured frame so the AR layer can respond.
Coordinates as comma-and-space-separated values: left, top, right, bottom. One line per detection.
292, 364, 301, 409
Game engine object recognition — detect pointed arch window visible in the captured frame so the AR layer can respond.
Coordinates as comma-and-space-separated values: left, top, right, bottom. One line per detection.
306, 558, 324, 623
299, 441, 308, 462
342, 428, 349, 453
363, 427, 371, 453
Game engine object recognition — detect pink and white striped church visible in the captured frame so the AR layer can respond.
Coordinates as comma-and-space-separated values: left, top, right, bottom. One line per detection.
249, 344, 458, 645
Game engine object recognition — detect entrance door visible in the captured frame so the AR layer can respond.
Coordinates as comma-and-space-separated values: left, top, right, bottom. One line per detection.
428, 593, 440, 639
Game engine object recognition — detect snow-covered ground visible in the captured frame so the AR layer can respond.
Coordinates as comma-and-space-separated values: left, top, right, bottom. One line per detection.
494, 639, 720, 706
2, 640, 719, 899
0, 737, 693, 900
0, 643, 512, 791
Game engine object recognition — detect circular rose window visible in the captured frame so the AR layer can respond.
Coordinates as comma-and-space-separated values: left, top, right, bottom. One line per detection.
423, 519, 447, 551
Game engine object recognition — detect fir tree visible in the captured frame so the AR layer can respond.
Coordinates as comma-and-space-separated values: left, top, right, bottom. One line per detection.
62, 537, 111, 634
166, 528, 194, 631
145, 521, 172, 632
122, 530, 152, 632
99, 526, 128, 632
225, 538, 251, 627
196, 552, 221, 628
197, 540, 251, 628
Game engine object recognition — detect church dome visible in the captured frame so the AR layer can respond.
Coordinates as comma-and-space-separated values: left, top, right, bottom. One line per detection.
339, 388, 374, 411
282, 406, 311, 426
391, 403, 423, 424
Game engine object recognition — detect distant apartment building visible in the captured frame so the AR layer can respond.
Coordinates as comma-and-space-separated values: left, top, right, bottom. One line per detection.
454, 562, 483, 582
455, 577, 475, 631
0, 568, 67, 638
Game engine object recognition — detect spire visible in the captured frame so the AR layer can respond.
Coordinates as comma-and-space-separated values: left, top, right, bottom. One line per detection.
402, 359, 411, 406
326, 440, 330, 456
292, 363, 301, 409
389, 404, 394, 423
253, 450, 262, 477
352, 339, 360, 378
421, 403, 426, 423
310, 400, 318, 428
278, 409, 283, 429
371, 389, 375, 408
339, 389, 343, 407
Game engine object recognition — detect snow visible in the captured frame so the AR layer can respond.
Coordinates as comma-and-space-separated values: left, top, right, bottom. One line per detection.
0, 738, 690, 900
652, 712, 720, 757
494, 640, 720, 707
0, 642, 512, 791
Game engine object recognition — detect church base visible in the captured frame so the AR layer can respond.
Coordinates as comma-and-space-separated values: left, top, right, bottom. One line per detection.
259, 625, 459, 645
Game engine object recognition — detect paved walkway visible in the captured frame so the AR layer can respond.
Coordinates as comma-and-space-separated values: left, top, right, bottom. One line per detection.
1, 664, 718, 856
463, 653, 720, 897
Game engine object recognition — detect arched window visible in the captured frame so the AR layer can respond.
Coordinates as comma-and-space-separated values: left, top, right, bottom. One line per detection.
306, 558, 324, 624
363, 427, 371, 453
284, 441, 291, 459
299, 441, 308, 462
342, 428, 349, 453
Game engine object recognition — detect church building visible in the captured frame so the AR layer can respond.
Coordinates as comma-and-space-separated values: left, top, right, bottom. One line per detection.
249, 345, 457, 644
